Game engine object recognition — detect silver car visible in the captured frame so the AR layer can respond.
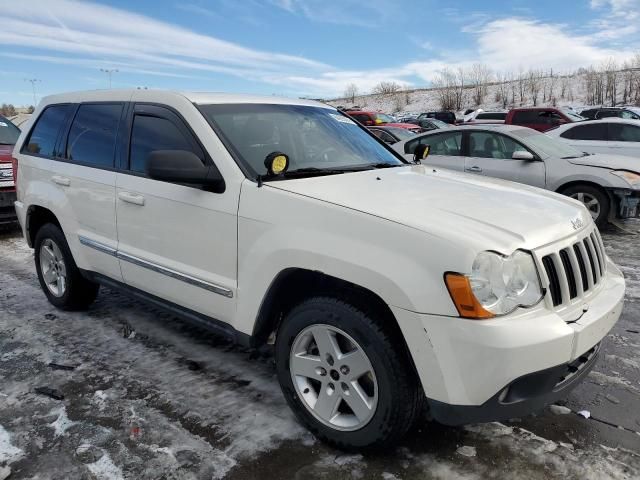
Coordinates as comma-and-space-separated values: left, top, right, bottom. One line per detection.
393, 125, 640, 226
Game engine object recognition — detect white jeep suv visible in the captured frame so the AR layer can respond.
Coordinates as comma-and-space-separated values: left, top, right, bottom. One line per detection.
13, 90, 625, 449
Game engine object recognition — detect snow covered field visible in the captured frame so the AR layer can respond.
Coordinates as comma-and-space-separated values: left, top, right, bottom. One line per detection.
0, 225, 639, 479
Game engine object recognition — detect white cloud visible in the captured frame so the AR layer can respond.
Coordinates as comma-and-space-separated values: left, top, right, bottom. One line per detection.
269, 0, 395, 27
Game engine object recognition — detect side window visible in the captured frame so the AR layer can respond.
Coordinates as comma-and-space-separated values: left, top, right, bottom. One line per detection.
609, 124, 640, 142
597, 110, 618, 119
352, 114, 370, 124
405, 132, 462, 156
129, 115, 198, 173
469, 131, 529, 159
67, 103, 123, 167
22, 104, 72, 157
512, 111, 538, 124
562, 123, 607, 141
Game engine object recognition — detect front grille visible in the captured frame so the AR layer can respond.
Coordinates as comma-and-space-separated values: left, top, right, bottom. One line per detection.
541, 227, 607, 307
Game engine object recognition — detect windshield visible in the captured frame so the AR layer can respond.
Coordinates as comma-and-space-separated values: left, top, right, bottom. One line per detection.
0, 116, 20, 145
385, 128, 416, 140
511, 128, 585, 159
199, 104, 404, 179
429, 119, 449, 128
375, 113, 396, 124
563, 110, 586, 122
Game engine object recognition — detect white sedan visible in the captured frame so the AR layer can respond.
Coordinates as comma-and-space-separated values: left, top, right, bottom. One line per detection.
546, 118, 640, 158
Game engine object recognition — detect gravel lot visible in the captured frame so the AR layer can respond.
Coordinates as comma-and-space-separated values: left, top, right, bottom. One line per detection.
0, 223, 639, 479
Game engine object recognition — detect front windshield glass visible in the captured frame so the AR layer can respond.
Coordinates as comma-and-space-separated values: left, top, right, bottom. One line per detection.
0, 116, 20, 145
429, 119, 449, 128
563, 110, 586, 121
386, 128, 416, 140
375, 113, 395, 123
199, 104, 404, 179
512, 128, 584, 159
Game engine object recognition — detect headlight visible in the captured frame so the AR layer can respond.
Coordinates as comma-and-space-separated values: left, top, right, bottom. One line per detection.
445, 251, 543, 319
611, 170, 640, 189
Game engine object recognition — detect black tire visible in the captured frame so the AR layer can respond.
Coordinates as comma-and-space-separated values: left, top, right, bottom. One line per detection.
561, 184, 610, 227
275, 296, 422, 450
34, 223, 99, 310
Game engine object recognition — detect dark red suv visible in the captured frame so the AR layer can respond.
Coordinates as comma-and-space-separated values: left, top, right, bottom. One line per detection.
505, 107, 585, 132
0, 115, 20, 226
345, 110, 421, 132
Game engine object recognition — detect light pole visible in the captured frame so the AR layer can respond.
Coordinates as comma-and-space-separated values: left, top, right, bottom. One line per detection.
100, 68, 119, 88
24, 78, 41, 106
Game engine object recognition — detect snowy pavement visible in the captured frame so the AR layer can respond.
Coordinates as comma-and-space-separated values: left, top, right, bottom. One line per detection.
0, 225, 639, 479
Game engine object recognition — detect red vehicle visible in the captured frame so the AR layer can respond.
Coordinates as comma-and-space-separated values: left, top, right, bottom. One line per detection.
345, 110, 421, 133
0, 115, 20, 226
505, 107, 585, 132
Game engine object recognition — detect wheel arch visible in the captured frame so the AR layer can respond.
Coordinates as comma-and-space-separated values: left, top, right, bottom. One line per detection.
25, 204, 61, 247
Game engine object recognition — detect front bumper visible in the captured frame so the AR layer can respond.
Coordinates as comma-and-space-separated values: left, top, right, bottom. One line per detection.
391, 258, 624, 418
0, 190, 17, 225
429, 342, 600, 425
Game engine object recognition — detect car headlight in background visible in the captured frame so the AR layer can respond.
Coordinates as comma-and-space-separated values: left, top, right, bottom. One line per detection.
445, 250, 543, 319
611, 170, 640, 189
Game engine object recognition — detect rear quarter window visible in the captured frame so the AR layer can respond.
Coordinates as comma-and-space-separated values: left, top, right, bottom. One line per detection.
66, 103, 123, 168
22, 104, 72, 157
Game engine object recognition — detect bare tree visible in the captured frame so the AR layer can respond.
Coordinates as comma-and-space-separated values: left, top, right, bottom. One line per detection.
432, 68, 459, 111
343, 83, 358, 104
0, 104, 16, 116
495, 72, 511, 109
517, 66, 527, 104
469, 63, 492, 106
527, 69, 543, 106
371, 81, 402, 95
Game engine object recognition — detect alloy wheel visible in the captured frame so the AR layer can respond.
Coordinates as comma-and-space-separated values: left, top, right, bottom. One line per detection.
570, 192, 601, 221
39, 238, 67, 297
289, 324, 378, 431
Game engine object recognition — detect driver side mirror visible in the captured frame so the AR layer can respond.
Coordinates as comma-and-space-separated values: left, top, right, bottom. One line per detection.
512, 150, 535, 161
413, 143, 430, 163
147, 150, 225, 192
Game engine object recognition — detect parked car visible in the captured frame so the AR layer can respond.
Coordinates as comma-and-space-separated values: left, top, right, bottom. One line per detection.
393, 124, 640, 225
466, 111, 507, 124
579, 107, 640, 121
505, 107, 585, 132
368, 126, 417, 144
546, 118, 640, 158
14, 90, 624, 449
0, 114, 21, 226
345, 110, 420, 132
417, 111, 457, 124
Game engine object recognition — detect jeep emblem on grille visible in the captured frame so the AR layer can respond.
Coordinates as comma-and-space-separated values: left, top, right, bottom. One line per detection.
571, 218, 584, 230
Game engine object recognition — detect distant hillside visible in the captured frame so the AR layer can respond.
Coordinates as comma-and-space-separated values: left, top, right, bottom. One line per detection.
326, 68, 640, 116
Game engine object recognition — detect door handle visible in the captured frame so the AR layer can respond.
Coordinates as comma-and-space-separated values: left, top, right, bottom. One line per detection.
52, 175, 70, 186
465, 165, 483, 173
118, 191, 145, 206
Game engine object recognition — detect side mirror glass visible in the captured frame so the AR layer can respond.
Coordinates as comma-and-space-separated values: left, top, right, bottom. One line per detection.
512, 150, 535, 161
147, 150, 225, 192
413, 143, 430, 163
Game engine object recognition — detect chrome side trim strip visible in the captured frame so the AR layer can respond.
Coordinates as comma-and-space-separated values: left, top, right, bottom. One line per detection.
116, 251, 234, 298
78, 235, 233, 298
78, 235, 117, 257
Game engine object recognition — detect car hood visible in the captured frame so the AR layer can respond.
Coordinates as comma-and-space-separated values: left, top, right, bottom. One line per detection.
267, 165, 591, 253
0, 144, 13, 163
567, 153, 640, 172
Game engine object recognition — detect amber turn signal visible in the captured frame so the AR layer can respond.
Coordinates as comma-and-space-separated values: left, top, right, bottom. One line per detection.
444, 273, 495, 319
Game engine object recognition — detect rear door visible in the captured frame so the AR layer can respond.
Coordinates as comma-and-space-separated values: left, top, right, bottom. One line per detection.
115, 103, 238, 324
51, 102, 125, 280
402, 131, 464, 171
608, 123, 640, 157
463, 130, 546, 188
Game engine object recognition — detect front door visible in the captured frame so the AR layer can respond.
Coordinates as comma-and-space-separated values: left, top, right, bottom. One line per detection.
403, 131, 465, 172
463, 130, 546, 188
115, 104, 238, 325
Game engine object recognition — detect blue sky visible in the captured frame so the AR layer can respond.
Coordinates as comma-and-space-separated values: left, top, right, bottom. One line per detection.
0, 0, 638, 105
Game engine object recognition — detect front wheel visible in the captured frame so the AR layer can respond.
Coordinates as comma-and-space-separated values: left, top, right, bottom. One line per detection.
562, 184, 610, 227
275, 296, 422, 450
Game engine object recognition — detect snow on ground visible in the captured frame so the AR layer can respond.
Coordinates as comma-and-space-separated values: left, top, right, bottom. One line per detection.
0, 225, 639, 479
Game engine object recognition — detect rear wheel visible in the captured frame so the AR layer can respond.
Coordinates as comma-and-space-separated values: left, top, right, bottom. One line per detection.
562, 184, 610, 227
34, 223, 99, 310
275, 296, 421, 450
